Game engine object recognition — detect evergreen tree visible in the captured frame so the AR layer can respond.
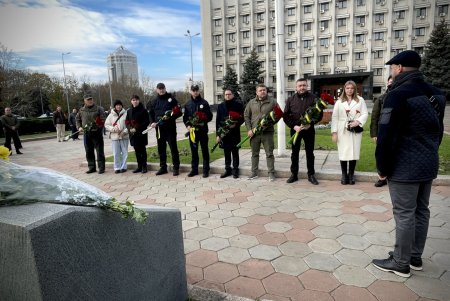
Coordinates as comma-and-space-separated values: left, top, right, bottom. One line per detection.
222, 66, 240, 100
421, 19, 450, 94
240, 48, 263, 105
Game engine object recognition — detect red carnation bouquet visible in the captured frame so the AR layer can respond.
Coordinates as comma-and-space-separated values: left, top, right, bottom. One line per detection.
142, 105, 182, 135
125, 119, 137, 136
185, 111, 208, 143
211, 111, 242, 153
237, 104, 283, 148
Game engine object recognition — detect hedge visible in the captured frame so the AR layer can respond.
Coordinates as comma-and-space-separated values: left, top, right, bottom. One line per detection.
0, 118, 60, 137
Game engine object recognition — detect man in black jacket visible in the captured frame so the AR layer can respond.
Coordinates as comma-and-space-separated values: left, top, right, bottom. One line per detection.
215, 88, 244, 178
183, 85, 213, 178
283, 78, 321, 185
148, 83, 182, 176
372, 50, 446, 278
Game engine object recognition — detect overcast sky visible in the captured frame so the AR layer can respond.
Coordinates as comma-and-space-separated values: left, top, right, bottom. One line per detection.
0, 0, 203, 90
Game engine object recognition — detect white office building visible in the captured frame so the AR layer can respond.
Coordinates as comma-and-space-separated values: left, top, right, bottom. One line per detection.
107, 46, 139, 84
200, 0, 450, 104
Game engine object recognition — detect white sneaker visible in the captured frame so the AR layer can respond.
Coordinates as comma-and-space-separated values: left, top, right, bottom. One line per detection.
248, 174, 258, 180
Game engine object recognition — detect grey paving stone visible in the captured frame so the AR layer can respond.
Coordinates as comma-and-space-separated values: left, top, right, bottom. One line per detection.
405, 276, 450, 300
362, 220, 395, 233
419, 258, 446, 279
319, 202, 343, 209
196, 204, 219, 212
217, 246, 251, 264
430, 253, 450, 270
183, 239, 200, 254
279, 241, 313, 257
271, 256, 309, 276
335, 249, 372, 267
308, 238, 342, 254
314, 217, 343, 227
223, 216, 248, 227
311, 226, 343, 239
294, 211, 319, 220
334, 265, 376, 287
440, 271, 450, 285
360, 205, 387, 213
218, 203, 241, 211
200, 237, 230, 251
317, 208, 343, 217
229, 234, 260, 249
182, 220, 198, 231
179, 206, 196, 216
260, 200, 280, 207
198, 218, 224, 229
298, 202, 322, 211
429, 218, 446, 227
337, 234, 371, 250
240, 201, 261, 209
264, 221, 292, 233
213, 226, 240, 239
428, 226, 450, 239
249, 244, 282, 261
231, 208, 255, 218
209, 209, 233, 219
363, 231, 394, 247
426, 238, 450, 254
277, 205, 301, 213
281, 199, 303, 207
185, 211, 210, 221
304, 253, 342, 272
366, 263, 407, 282
185, 227, 213, 241
186, 199, 206, 207
364, 245, 392, 259
254, 207, 278, 216
338, 214, 368, 224
337, 223, 368, 236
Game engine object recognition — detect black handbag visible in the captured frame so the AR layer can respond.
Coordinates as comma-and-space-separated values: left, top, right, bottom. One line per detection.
347, 122, 364, 133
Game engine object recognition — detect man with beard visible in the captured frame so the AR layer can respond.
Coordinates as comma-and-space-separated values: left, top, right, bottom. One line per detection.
148, 83, 182, 176
283, 78, 321, 185
76, 93, 106, 174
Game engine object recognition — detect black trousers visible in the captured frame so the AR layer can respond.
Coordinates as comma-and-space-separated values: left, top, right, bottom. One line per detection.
157, 130, 180, 170
290, 128, 315, 176
84, 130, 105, 170
224, 147, 239, 173
4, 130, 22, 151
134, 143, 147, 169
190, 133, 209, 172
70, 125, 79, 139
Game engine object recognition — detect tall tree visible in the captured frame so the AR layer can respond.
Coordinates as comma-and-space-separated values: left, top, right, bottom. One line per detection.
240, 48, 263, 105
222, 65, 240, 100
421, 19, 450, 95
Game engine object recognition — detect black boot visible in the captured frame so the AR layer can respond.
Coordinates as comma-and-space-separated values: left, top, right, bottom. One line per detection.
220, 168, 232, 178
133, 164, 142, 173
155, 167, 168, 175
349, 160, 356, 185
286, 174, 298, 183
232, 168, 239, 179
340, 161, 349, 185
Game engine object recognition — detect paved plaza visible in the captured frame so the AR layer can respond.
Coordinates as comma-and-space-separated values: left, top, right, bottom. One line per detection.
7, 131, 450, 301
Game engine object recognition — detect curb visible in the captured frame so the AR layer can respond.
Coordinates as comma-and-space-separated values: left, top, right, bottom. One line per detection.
188, 284, 269, 301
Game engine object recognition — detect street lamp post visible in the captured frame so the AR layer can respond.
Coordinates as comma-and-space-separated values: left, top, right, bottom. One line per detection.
108, 66, 114, 108
184, 29, 200, 82
62, 52, 71, 113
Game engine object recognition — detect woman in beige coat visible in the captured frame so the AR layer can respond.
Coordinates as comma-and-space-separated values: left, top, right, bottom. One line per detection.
105, 100, 129, 173
331, 81, 368, 185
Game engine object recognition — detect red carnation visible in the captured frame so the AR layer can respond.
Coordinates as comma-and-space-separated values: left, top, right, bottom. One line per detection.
228, 111, 241, 120
320, 92, 335, 105
95, 116, 104, 127
172, 105, 181, 116
273, 104, 284, 120
195, 111, 208, 121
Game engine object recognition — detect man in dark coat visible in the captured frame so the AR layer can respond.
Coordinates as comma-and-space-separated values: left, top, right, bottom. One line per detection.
183, 85, 213, 178
148, 83, 182, 176
215, 88, 244, 178
126, 94, 150, 174
68, 108, 79, 140
283, 78, 322, 185
372, 50, 446, 278
1, 107, 23, 154
76, 93, 106, 174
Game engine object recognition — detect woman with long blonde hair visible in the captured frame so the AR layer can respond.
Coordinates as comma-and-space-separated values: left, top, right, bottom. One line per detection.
331, 80, 368, 184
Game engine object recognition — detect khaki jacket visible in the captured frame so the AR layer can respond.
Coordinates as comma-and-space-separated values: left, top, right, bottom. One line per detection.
244, 96, 277, 132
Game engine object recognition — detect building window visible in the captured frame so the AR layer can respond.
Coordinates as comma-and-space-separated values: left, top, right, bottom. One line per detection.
243, 47, 251, 54
355, 52, 364, 60
338, 18, 346, 27
337, 0, 347, 9
304, 5, 312, 14
242, 15, 250, 24
259, 61, 265, 70
394, 30, 405, 39
438, 5, 449, 15
374, 68, 383, 76
320, 3, 329, 12
257, 29, 265, 37
258, 76, 265, 83
228, 17, 235, 26
416, 8, 426, 18
303, 57, 312, 64
228, 48, 236, 56
288, 74, 296, 81
228, 33, 236, 42
320, 38, 329, 47
214, 19, 222, 27
287, 41, 296, 50
319, 55, 329, 64
214, 35, 222, 45
287, 7, 295, 16
216, 50, 222, 58
287, 24, 295, 34
217, 80, 223, 87
415, 27, 425, 36
242, 31, 250, 39
356, 16, 365, 25
270, 10, 275, 20
373, 50, 383, 58
320, 20, 329, 29
303, 40, 313, 48
272, 44, 276, 52
287, 58, 295, 66
272, 60, 276, 70
374, 32, 385, 40
272, 76, 277, 83
395, 10, 406, 19
216, 65, 223, 72
257, 45, 265, 53
304, 22, 312, 31
256, 12, 264, 22
375, 0, 384, 4
337, 54, 346, 61
337, 36, 348, 45
356, 0, 365, 6
355, 34, 365, 43
271, 27, 276, 37
374, 13, 384, 23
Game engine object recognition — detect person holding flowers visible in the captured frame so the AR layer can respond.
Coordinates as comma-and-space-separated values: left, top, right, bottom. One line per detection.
215, 88, 244, 179
183, 85, 213, 178
148, 83, 182, 176
331, 80, 368, 185
76, 93, 106, 174
126, 94, 150, 174
244, 84, 279, 182
105, 99, 129, 174
284, 78, 322, 185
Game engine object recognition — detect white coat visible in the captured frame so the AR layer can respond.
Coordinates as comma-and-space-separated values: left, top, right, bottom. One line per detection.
331, 96, 368, 160
105, 108, 129, 140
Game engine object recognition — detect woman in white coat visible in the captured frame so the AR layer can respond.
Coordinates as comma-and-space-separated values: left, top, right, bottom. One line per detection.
105, 100, 129, 173
331, 80, 368, 185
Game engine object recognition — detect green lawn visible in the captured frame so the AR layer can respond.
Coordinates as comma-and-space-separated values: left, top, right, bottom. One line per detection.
109, 123, 450, 175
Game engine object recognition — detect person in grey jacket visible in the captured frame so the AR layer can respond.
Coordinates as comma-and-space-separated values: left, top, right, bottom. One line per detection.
372, 50, 446, 278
